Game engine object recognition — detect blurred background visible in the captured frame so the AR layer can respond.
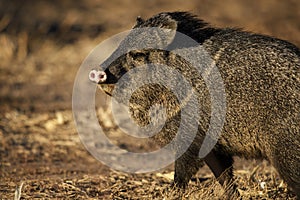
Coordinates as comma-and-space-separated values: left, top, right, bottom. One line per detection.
0, 0, 299, 199
1, 0, 299, 112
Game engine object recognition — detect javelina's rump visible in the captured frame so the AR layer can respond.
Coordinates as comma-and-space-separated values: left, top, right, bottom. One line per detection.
90, 12, 300, 198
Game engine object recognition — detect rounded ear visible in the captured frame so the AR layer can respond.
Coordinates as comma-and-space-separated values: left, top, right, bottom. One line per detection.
135, 16, 145, 26
156, 16, 177, 48
159, 15, 178, 31
129, 14, 178, 49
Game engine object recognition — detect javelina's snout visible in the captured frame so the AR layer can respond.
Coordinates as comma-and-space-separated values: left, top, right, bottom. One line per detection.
89, 69, 107, 84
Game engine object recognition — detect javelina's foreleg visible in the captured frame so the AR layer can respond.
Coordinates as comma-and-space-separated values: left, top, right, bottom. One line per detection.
204, 150, 238, 198
174, 149, 204, 188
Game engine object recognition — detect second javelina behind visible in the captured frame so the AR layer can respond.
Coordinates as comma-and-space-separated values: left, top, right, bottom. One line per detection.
94, 12, 300, 198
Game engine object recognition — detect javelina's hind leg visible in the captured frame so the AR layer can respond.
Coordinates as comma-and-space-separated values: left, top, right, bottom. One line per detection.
204, 150, 238, 198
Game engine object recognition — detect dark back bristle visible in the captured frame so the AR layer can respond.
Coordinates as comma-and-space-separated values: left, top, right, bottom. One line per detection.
144, 11, 222, 44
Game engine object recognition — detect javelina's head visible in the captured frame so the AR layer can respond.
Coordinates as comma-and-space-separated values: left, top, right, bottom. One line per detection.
88, 13, 179, 95
88, 12, 211, 94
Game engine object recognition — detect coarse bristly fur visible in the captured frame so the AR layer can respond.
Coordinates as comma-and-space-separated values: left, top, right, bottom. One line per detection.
95, 12, 300, 199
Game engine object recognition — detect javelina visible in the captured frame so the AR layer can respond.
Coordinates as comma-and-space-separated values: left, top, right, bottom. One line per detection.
89, 12, 300, 198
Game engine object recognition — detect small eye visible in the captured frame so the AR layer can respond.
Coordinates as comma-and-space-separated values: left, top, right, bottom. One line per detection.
134, 52, 145, 58
130, 51, 147, 60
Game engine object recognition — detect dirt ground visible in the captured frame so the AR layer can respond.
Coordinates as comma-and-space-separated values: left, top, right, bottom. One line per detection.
0, 0, 299, 199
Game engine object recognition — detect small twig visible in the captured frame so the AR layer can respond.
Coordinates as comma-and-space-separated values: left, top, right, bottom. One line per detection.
14, 182, 24, 200
249, 164, 260, 183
